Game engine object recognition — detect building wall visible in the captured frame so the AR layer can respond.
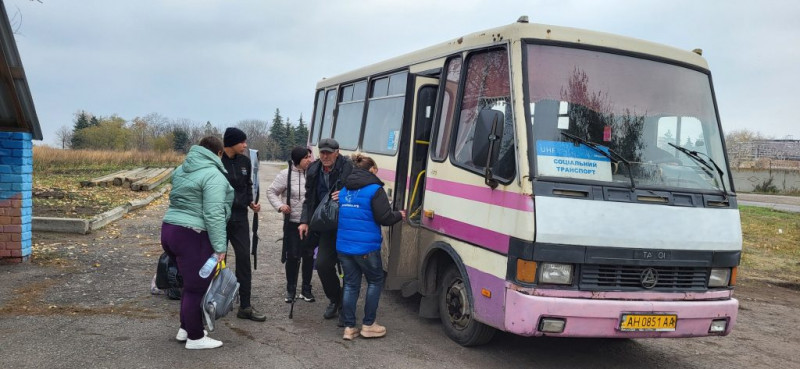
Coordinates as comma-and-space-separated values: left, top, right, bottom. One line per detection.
0, 132, 33, 263
732, 168, 800, 193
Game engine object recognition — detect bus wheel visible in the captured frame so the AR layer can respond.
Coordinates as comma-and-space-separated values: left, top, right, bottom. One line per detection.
438, 265, 496, 346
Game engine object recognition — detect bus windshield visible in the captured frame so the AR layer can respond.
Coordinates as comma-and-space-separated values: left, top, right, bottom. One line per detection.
525, 43, 731, 193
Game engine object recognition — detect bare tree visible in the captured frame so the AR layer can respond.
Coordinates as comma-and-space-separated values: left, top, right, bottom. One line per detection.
236, 119, 270, 154
55, 125, 72, 149
725, 129, 767, 168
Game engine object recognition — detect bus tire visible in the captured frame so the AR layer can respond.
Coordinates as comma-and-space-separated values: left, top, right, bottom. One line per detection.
438, 265, 496, 346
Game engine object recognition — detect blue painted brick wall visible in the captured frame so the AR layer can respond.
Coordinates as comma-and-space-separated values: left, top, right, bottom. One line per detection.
0, 132, 34, 262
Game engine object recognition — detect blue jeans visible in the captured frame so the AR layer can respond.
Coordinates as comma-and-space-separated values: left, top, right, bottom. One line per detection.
339, 250, 384, 328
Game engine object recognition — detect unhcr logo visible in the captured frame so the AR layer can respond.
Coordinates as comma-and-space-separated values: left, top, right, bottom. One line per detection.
640, 268, 659, 289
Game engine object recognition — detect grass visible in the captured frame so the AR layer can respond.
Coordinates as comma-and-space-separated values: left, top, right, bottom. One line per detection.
739, 205, 800, 284
32, 147, 184, 219
33, 146, 184, 173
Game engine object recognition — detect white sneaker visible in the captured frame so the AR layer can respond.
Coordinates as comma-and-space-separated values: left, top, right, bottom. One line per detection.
175, 328, 208, 342
185, 336, 223, 350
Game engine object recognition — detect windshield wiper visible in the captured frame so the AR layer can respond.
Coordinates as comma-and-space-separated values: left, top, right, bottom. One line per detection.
667, 143, 728, 200
560, 132, 635, 191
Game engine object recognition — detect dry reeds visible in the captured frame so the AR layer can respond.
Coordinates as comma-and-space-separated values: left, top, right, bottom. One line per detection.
33, 147, 185, 174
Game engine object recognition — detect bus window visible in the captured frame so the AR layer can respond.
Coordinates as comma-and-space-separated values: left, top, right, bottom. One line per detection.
432, 57, 462, 161
452, 49, 514, 180
362, 72, 408, 155
310, 90, 324, 144
334, 80, 367, 150
657, 116, 708, 165
319, 89, 337, 140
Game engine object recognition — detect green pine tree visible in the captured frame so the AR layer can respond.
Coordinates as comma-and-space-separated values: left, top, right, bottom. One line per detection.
73, 111, 90, 130
285, 117, 295, 151
295, 114, 309, 147
71, 111, 91, 149
173, 128, 189, 153
269, 109, 288, 160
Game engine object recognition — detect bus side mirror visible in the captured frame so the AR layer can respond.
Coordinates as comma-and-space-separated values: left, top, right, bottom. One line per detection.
472, 109, 504, 188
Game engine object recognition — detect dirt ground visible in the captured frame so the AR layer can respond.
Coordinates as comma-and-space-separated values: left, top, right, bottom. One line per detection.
1, 163, 799, 369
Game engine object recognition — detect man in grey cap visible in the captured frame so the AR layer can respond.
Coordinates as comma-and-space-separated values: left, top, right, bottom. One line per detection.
299, 138, 353, 323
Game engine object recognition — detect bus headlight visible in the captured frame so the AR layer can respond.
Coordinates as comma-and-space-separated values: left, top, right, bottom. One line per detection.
708, 268, 731, 287
539, 263, 573, 285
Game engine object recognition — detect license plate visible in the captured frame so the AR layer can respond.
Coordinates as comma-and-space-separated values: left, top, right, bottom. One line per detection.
633, 249, 671, 260
619, 314, 677, 331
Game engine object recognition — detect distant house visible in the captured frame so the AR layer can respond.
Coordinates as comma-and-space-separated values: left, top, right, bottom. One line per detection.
728, 139, 800, 161
748, 139, 800, 161
0, 1, 42, 263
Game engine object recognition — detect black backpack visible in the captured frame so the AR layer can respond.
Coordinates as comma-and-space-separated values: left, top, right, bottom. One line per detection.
155, 252, 183, 300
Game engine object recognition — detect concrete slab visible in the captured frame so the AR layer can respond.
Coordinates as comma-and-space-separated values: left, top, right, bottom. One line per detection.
33, 185, 171, 234
32, 217, 89, 234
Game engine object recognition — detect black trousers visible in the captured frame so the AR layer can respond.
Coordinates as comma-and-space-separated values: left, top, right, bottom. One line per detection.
227, 218, 252, 308
284, 222, 314, 294
316, 230, 341, 304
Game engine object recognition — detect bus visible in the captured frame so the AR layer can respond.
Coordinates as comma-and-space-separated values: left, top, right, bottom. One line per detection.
306, 16, 741, 346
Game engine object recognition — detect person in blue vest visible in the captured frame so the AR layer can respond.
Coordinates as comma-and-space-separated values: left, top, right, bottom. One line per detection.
336, 153, 405, 340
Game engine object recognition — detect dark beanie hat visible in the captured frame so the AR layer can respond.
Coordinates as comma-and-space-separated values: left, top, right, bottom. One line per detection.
223, 127, 247, 147
291, 147, 310, 166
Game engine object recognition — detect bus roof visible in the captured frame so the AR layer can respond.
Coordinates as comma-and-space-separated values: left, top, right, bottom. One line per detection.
316, 18, 708, 88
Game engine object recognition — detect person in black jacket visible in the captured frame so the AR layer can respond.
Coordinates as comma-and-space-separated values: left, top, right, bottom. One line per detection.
298, 138, 353, 323
221, 127, 265, 322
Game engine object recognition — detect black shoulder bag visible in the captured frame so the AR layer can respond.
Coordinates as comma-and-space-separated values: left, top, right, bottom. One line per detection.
309, 179, 340, 232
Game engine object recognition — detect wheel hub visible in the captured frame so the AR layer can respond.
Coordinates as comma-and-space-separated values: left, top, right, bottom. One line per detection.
445, 279, 470, 330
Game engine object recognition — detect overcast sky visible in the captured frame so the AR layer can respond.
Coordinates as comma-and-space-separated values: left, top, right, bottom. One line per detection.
5, 0, 799, 146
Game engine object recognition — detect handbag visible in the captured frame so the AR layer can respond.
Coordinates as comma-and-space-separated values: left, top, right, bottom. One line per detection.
155, 252, 182, 289
310, 181, 340, 232
202, 260, 240, 332
155, 252, 183, 300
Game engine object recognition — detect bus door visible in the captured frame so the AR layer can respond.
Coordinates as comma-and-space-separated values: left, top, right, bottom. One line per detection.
385, 76, 439, 291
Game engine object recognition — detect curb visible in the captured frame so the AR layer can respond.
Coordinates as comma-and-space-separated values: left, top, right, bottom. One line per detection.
33, 184, 171, 234
739, 200, 800, 213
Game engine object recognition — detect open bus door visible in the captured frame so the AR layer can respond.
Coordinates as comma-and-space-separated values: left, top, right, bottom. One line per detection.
384, 75, 439, 292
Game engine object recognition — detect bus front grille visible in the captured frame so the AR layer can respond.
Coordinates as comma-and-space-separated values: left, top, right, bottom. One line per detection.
579, 265, 708, 292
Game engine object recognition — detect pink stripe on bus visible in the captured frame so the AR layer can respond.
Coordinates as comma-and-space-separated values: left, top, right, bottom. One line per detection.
376, 168, 396, 183
424, 215, 509, 254
425, 177, 533, 212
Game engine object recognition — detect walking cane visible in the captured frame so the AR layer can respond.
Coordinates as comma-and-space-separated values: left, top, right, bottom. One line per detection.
288, 256, 301, 319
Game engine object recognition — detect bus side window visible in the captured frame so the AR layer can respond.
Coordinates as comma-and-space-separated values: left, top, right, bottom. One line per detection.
431, 56, 462, 161
362, 72, 408, 155
319, 89, 338, 140
310, 90, 325, 145
334, 81, 367, 150
452, 48, 515, 180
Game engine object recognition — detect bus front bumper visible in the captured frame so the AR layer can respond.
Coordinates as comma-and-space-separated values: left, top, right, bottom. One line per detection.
504, 288, 738, 338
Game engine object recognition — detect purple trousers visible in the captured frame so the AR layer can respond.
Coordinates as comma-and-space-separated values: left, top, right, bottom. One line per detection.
161, 222, 214, 340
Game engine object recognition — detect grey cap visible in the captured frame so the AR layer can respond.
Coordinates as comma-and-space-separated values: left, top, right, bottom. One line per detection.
318, 138, 339, 153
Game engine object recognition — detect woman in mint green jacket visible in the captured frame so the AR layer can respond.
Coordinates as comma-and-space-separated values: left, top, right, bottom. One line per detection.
161, 136, 233, 350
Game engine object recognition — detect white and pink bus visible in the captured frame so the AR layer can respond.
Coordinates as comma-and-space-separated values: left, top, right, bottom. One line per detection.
307, 17, 741, 346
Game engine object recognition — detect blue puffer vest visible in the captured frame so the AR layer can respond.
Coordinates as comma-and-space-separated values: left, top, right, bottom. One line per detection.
336, 183, 382, 255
